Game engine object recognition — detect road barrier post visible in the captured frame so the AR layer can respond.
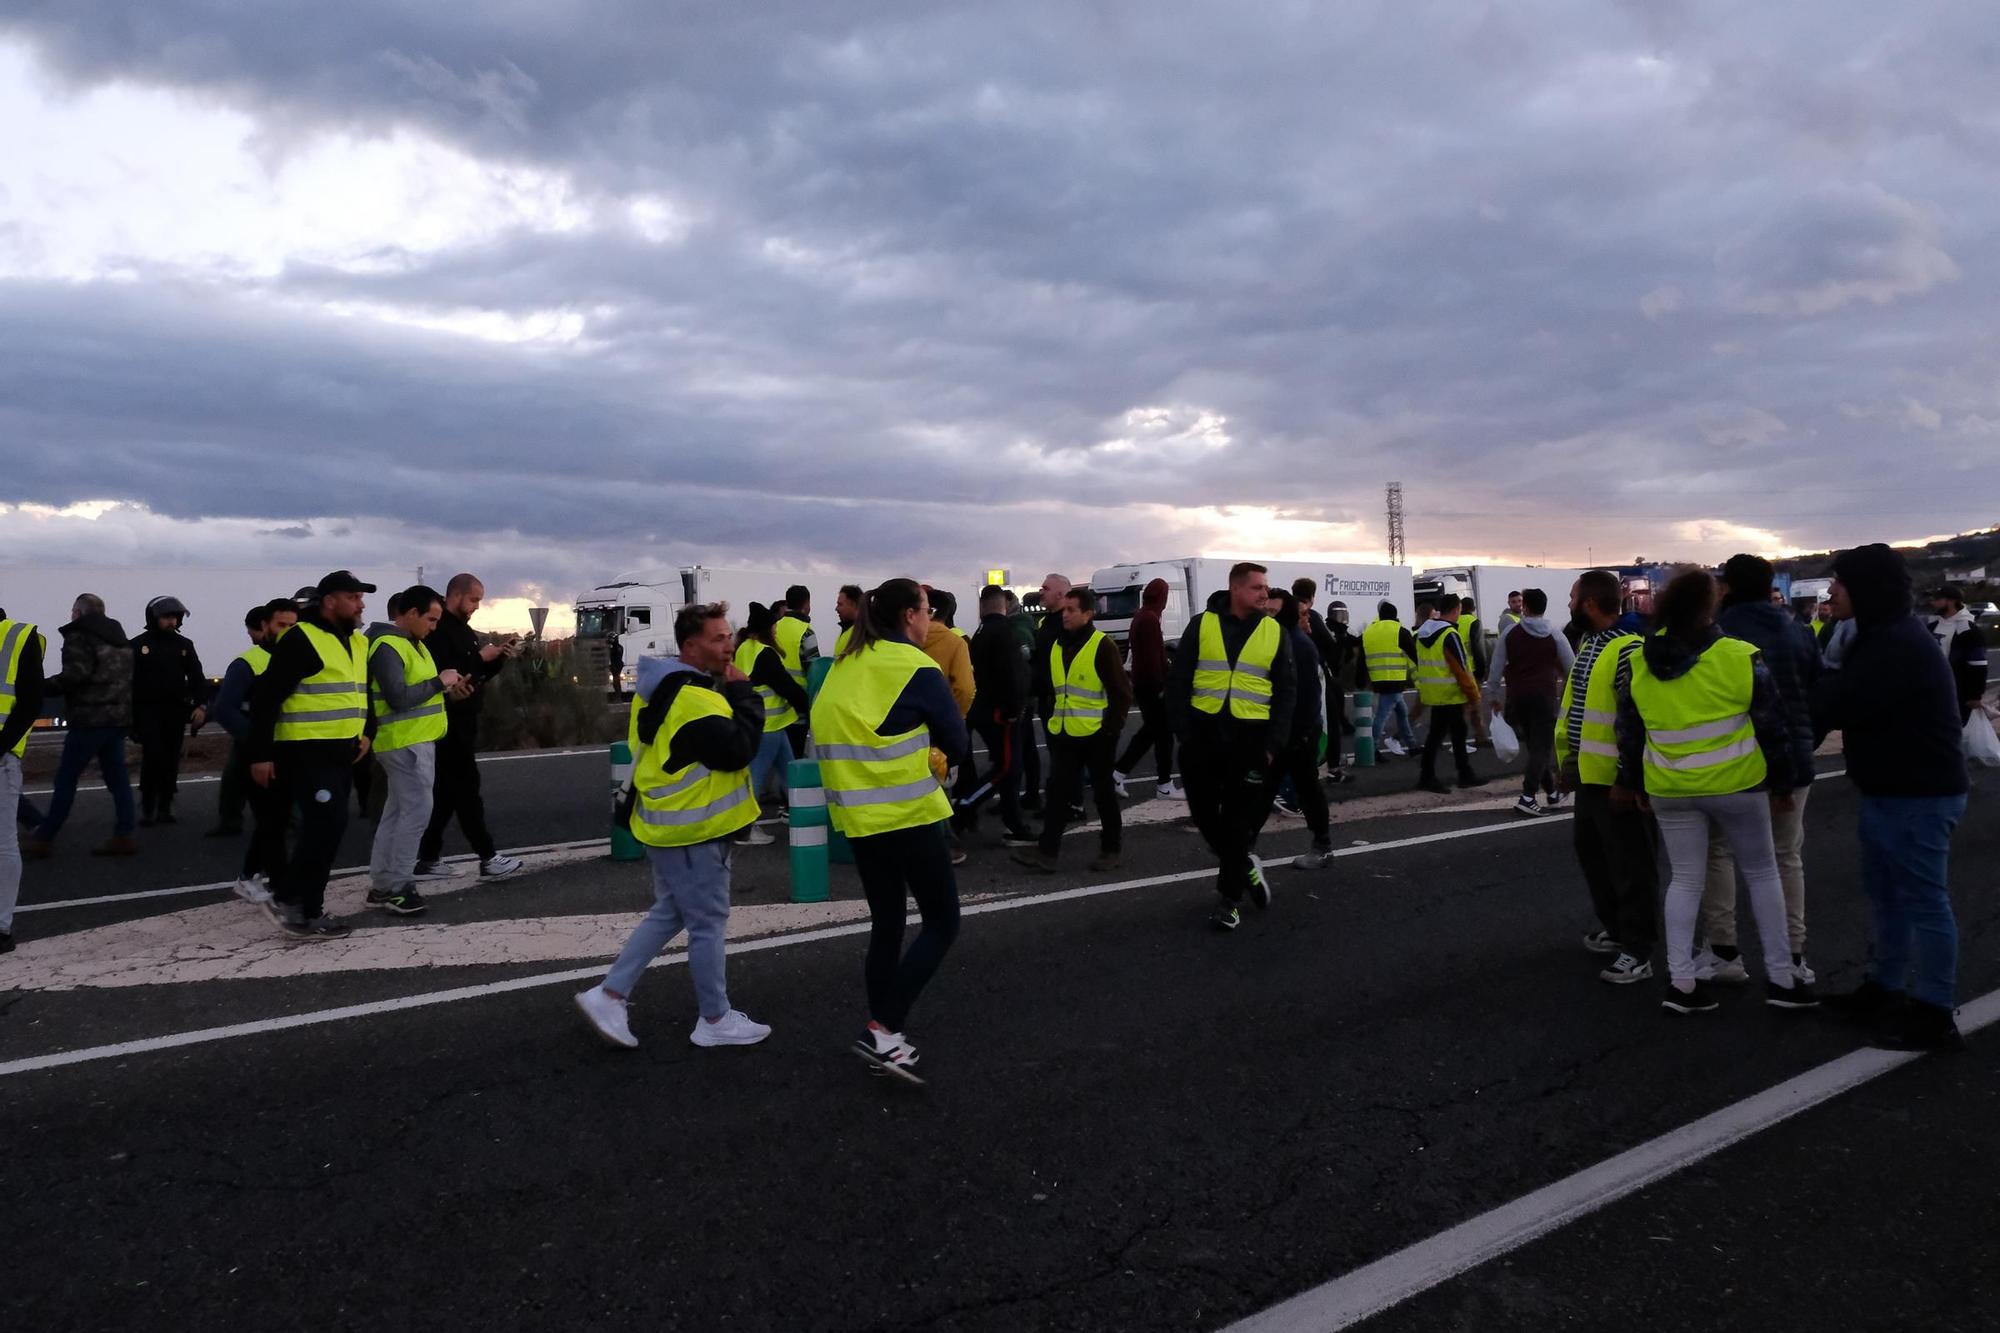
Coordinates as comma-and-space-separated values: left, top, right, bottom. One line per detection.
1352, 691, 1376, 767
787, 758, 831, 902
609, 741, 644, 861
803, 656, 853, 862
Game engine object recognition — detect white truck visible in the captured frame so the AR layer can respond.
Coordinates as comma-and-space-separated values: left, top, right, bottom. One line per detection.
1087, 558, 1416, 646
572, 566, 848, 694
1414, 564, 1588, 647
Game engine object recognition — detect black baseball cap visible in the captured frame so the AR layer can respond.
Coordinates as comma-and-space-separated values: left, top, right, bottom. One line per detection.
317, 570, 378, 595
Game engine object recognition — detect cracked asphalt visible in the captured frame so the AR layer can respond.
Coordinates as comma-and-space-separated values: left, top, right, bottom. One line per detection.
3, 740, 1996, 1331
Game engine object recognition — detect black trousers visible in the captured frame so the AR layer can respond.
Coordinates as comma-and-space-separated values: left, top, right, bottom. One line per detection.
954, 708, 1024, 832
420, 724, 497, 862
1039, 732, 1121, 856
243, 769, 289, 882
1114, 687, 1174, 786
1280, 739, 1332, 843
270, 748, 354, 919
216, 741, 249, 832
1420, 702, 1475, 782
852, 821, 961, 1033
133, 707, 187, 811
1180, 733, 1275, 901
1572, 784, 1659, 953
1506, 696, 1560, 799
1019, 710, 1043, 801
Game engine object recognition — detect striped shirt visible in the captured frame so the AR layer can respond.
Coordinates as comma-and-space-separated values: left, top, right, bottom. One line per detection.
1561, 627, 1638, 778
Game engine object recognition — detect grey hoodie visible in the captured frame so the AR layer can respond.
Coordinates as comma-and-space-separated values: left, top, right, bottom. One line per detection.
1485, 615, 1576, 696
365, 622, 448, 716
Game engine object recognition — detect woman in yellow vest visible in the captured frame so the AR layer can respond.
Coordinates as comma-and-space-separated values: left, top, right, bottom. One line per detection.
1612, 569, 1809, 1015
811, 578, 969, 1084
733, 603, 813, 845
575, 602, 773, 1051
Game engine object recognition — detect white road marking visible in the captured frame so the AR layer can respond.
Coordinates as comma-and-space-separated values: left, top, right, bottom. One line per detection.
19, 745, 603, 796
0, 815, 1568, 1074
1223, 988, 2000, 1333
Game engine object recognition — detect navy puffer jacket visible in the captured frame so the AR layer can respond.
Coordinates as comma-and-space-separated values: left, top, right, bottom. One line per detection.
1715, 599, 1819, 787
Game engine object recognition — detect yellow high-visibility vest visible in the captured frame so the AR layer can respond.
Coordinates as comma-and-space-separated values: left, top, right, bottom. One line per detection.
1361, 619, 1410, 685
772, 616, 811, 689
275, 622, 368, 742
733, 640, 796, 732
1629, 636, 1766, 797
1415, 624, 1468, 706
1555, 633, 1641, 786
0, 619, 46, 759
368, 633, 447, 753
810, 640, 953, 837
1188, 613, 1280, 721
1048, 631, 1109, 737
236, 645, 272, 676
630, 681, 760, 847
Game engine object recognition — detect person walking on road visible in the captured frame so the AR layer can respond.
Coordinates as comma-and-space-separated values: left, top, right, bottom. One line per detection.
130, 595, 206, 826
1557, 570, 1656, 985
1360, 601, 1420, 757
1294, 577, 1354, 784
734, 602, 812, 844
954, 585, 1034, 845
1166, 562, 1295, 932
247, 570, 378, 940
211, 599, 296, 900
364, 586, 464, 917
1013, 586, 1131, 874
1485, 587, 1574, 816
1272, 589, 1335, 870
773, 584, 819, 757
1814, 545, 1973, 1050
1926, 583, 1990, 724
574, 602, 773, 1052
0, 606, 48, 952
416, 573, 524, 882
1456, 598, 1491, 748
813, 578, 968, 1084
1009, 586, 1047, 810
24, 594, 137, 859
1413, 594, 1486, 794
1694, 556, 1822, 987
1613, 568, 1811, 1015
1113, 577, 1180, 800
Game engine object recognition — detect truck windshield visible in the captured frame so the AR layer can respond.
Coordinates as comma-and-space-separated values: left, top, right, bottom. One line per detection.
575, 606, 620, 640
1096, 585, 1143, 618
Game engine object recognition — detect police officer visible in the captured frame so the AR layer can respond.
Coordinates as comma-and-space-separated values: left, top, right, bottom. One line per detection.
130, 595, 206, 825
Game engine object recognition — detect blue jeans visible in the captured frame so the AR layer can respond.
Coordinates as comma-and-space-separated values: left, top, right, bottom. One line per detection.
1372, 690, 1417, 749
749, 731, 792, 807
34, 726, 137, 839
1857, 794, 1967, 1008
604, 840, 733, 1017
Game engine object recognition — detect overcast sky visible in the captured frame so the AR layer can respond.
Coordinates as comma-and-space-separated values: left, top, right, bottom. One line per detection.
2, 2, 1995, 627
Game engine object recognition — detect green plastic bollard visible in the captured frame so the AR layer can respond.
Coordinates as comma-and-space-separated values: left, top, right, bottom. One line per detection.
1351, 691, 1377, 768
609, 741, 644, 861
806, 656, 833, 700
787, 757, 831, 902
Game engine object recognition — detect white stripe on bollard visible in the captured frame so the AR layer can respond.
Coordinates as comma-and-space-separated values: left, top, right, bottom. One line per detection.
790, 787, 827, 808
790, 825, 828, 847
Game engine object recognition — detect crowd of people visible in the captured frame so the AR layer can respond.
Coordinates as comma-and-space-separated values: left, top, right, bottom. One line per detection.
0, 543, 1986, 1078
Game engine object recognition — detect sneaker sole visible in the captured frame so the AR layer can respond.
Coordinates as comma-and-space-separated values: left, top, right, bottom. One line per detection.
1661, 997, 1718, 1014
1765, 994, 1820, 1010
380, 902, 429, 917
479, 866, 524, 880
574, 995, 638, 1049
1599, 967, 1654, 985
691, 1029, 772, 1048
1581, 938, 1624, 955
853, 1042, 925, 1085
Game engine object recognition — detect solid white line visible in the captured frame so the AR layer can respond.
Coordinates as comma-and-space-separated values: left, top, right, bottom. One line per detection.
1223, 988, 2000, 1333
0, 813, 1567, 1077
20, 745, 602, 796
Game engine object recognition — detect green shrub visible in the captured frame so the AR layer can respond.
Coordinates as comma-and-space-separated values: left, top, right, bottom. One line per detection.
476, 640, 623, 751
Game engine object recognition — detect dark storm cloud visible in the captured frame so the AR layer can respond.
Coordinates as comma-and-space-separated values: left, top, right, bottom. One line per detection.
4, 0, 1999, 585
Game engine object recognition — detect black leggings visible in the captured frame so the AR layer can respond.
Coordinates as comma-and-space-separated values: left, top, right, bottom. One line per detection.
851, 820, 961, 1033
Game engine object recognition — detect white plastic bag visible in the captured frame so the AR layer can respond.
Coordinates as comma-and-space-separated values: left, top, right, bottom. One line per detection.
1965, 712, 2000, 768
1488, 709, 1521, 763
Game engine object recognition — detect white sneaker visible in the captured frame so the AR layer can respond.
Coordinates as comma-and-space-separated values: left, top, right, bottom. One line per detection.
736, 824, 775, 847
1382, 739, 1408, 757
1599, 952, 1654, 985
232, 877, 273, 905
410, 860, 461, 881
691, 1009, 772, 1047
1112, 772, 1130, 800
1791, 955, 1817, 986
1691, 946, 1749, 984
574, 986, 637, 1048
1155, 780, 1184, 801
479, 853, 525, 879
854, 1026, 924, 1084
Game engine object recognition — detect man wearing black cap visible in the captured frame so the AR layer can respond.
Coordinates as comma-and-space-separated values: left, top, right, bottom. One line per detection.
246, 570, 377, 940
130, 594, 207, 826
1927, 583, 1989, 724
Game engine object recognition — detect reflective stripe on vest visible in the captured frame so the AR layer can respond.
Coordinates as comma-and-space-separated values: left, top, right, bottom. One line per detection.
1048, 630, 1109, 737
1415, 626, 1467, 705
1555, 633, 1640, 786
368, 633, 447, 753
1628, 636, 1766, 797
1360, 619, 1410, 684
771, 617, 810, 687
733, 640, 797, 732
275, 623, 369, 741
629, 678, 761, 847
808, 639, 953, 837
1, 619, 46, 759
1188, 614, 1280, 721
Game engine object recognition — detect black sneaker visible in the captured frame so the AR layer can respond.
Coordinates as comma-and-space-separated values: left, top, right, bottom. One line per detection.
1020, 793, 1042, 814
1245, 859, 1272, 910
1271, 794, 1302, 818
1867, 999, 1965, 1052
1209, 902, 1242, 932
1765, 979, 1819, 1010
1457, 774, 1489, 789
1000, 826, 1038, 847
300, 914, 354, 939
0, 930, 13, 954
1009, 846, 1058, 874
1662, 981, 1720, 1015
1417, 778, 1452, 795
1822, 979, 1904, 1023
367, 886, 430, 917
1325, 769, 1353, 785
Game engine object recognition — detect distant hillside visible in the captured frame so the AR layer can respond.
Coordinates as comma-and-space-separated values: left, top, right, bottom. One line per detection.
1782, 525, 2000, 593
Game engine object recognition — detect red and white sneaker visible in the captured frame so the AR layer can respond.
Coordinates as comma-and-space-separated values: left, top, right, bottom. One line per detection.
854, 1024, 924, 1085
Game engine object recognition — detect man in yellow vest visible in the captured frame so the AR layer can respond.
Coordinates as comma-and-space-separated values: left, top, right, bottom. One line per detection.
1360, 600, 1419, 757
1457, 597, 1492, 748
206, 601, 294, 841
364, 586, 465, 918
0, 601, 48, 953
1165, 562, 1297, 931
247, 570, 377, 940
1555, 570, 1657, 983
1012, 587, 1131, 874
833, 583, 863, 656
773, 583, 819, 758
575, 602, 772, 1051
1414, 593, 1487, 793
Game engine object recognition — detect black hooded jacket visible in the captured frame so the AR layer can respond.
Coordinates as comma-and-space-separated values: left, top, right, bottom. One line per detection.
1714, 597, 1820, 788
1613, 624, 1793, 795
1166, 589, 1296, 753
1811, 545, 1967, 798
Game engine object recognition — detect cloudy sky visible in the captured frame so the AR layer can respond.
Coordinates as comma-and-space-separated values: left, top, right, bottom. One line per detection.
2, 2, 1995, 628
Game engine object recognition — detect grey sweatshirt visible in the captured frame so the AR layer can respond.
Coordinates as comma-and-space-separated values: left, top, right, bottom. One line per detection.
366, 622, 448, 715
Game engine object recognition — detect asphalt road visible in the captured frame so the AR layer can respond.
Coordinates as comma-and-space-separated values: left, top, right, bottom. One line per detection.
3, 742, 1994, 1331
